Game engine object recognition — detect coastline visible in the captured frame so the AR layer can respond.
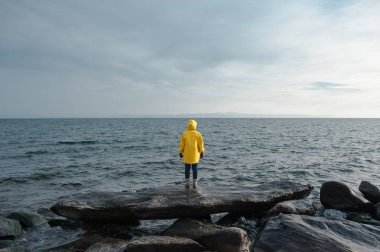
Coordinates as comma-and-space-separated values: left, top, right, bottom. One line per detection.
1, 180, 380, 251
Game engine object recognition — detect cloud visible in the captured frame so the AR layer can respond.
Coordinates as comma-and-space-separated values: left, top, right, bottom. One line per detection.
0, 0, 380, 117
308, 82, 360, 92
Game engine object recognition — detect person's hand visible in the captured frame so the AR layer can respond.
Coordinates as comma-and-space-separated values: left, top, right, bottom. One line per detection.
180, 153, 183, 158
200, 152, 204, 159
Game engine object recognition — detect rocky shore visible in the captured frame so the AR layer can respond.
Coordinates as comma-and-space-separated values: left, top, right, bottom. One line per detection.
1, 180, 380, 251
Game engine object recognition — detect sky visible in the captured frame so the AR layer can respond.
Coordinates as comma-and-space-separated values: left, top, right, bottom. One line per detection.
1, 0, 380, 118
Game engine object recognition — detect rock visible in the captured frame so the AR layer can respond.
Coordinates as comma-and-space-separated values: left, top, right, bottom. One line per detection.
359, 181, 380, 204
254, 214, 380, 252
0, 218, 22, 240
374, 203, 380, 221
51, 182, 313, 222
37, 208, 60, 220
48, 218, 82, 229
216, 213, 243, 226
323, 209, 347, 220
86, 236, 204, 252
85, 238, 128, 252
83, 223, 134, 240
320, 181, 374, 213
6, 210, 47, 228
267, 199, 316, 216
347, 212, 380, 227
45, 234, 103, 251
0, 248, 24, 252
163, 218, 250, 252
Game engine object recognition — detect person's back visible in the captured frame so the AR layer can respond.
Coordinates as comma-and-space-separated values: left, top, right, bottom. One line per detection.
179, 120, 205, 188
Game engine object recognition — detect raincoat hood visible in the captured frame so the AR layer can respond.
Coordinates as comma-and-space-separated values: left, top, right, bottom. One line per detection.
187, 120, 197, 130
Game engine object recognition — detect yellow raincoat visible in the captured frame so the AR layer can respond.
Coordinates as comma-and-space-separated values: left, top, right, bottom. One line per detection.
179, 120, 205, 164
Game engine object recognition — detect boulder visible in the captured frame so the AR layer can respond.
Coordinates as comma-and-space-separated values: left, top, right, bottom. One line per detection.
267, 199, 316, 216
320, 181, 374, 213
86, 236, 204, 252
359, 181, 380, 204
6, 210, 47, 228
0, 218, 22, 240
51, 182, 313, 222
163, 218, 250, 252
254, 214, 380, 252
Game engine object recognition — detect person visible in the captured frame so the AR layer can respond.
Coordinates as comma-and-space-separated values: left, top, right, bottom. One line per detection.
179, 119, 205, 188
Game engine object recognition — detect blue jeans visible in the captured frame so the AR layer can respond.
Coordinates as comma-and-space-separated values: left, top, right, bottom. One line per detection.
185, 163, 198, 179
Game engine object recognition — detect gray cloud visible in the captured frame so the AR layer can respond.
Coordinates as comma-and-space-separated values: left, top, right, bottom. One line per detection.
308, 82, 360, 92
1, 0, 380, 117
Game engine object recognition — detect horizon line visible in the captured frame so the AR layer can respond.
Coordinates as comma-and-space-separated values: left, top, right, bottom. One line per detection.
1, 116, 380, 119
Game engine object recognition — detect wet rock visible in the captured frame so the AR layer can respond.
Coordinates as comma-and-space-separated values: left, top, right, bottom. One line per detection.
6, 210, 47, 228
86, 236, 204, 252
51, 182, 313, 222
45, 234, 103, 251
85, 238, 128, 252
37, 208, 60, 220
267, 198, 316, 216
254, 214, 380, 252
192, 215, 212, 223
323, 209, 347, 220
83, 222, 134, 240
48, 218, 82, 229
374, 203, 380, 221
320, 181, 374, 213
0, 218, 22, 240
0, 248, 24, 252
216, 213, 242, 226
359, 181, 380, 204
347, 212, 380, 227
163, 218, 250, 252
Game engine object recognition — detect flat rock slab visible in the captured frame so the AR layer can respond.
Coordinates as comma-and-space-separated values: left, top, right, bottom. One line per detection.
254, 214, 380, 252
51, 182, 312, 222
86, 236, 204, 252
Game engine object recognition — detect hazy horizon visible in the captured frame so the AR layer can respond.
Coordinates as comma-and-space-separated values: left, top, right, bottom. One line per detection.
1, 1, 380, 118
1, 113, 380, 119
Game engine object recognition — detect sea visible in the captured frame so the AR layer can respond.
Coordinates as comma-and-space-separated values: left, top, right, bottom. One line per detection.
1, 118, 380, 250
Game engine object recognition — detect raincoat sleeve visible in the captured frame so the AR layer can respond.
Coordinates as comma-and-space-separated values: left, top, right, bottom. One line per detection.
197, 133, 205, 153
179, 134, 185, 153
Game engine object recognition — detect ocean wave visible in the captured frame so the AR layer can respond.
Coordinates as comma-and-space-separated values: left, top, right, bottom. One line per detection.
60, 182, 82, 188
30, 172, 64, 181
115, 170, 137, 176
123, 145, 149, 150
57, 140, 97, 145
142, 159, 178, 166
25, 150, 49, 155
0, 172, 63, 184
233, 174, 256, 182
366, 159, 379, 165
0, 177, 29, 184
